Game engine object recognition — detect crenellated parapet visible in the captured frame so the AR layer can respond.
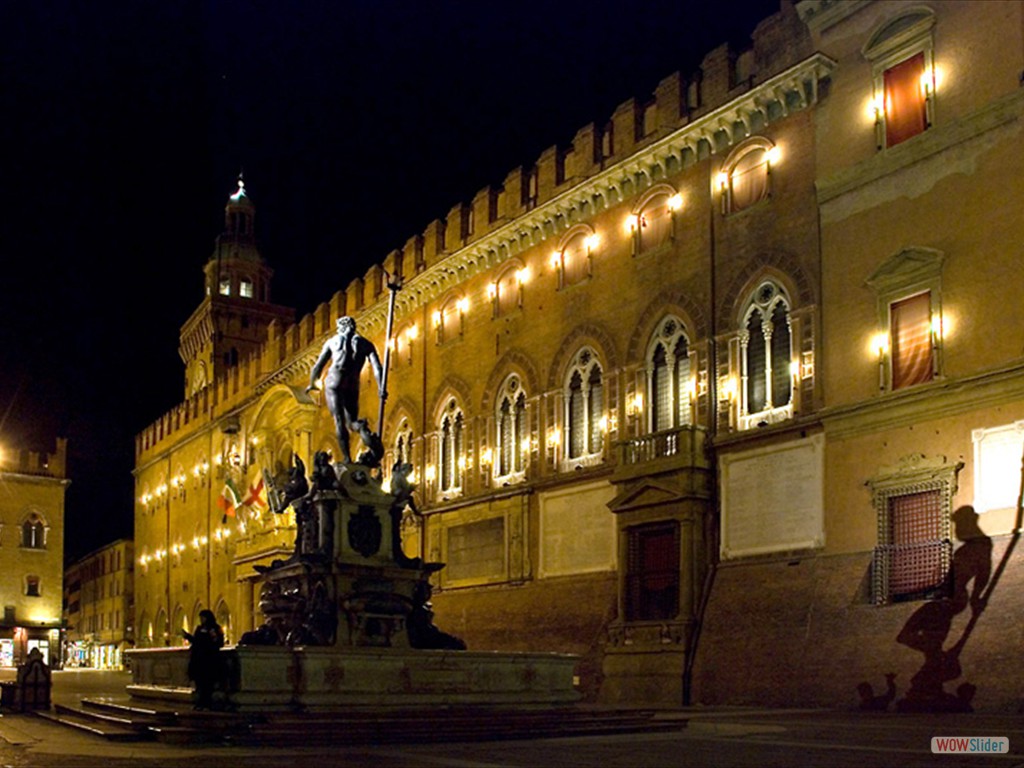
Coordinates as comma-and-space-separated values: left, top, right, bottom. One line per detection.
136, 8, 834, 461
0, 437, 68, 479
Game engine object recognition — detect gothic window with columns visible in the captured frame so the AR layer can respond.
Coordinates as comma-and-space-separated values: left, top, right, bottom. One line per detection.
439, 399, 465, 494
495, 375, 527, 480
565, 348, 604, 460
647, 317, 692, 433
740, 281, 792, 429
21, 513, 45, 549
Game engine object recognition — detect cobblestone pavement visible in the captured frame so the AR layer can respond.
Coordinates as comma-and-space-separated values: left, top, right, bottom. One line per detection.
2, 670, 1023, 767
3, 709, 1024, 767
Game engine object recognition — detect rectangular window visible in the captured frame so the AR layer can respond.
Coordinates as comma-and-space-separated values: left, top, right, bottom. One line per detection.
625, 523, 680, 621
25, 576, 40, 597
870, 464, 957, 607
891, 292, 933, 390
884, 52, 928, 147
888, 490, 947, 598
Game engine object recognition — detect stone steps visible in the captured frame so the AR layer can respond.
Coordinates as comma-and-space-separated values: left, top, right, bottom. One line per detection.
36, 704, 155, 742
43, 698, 686, 746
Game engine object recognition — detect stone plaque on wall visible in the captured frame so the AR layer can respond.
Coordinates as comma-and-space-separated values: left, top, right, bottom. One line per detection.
972, 421, 1024, 513
539, 480, 616, 578
445, 517, 505, 582
720, 434, 824, 559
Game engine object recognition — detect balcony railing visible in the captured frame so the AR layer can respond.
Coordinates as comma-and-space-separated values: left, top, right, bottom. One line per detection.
617, 425, 705, 467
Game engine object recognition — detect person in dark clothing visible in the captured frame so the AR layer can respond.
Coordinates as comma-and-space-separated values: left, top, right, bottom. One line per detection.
182, 609, 225, 710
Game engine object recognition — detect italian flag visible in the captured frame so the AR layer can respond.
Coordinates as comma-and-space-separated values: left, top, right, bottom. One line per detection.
218, 477, 242, 523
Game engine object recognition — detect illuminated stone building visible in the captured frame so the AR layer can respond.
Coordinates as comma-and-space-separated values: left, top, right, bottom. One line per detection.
134, 0, 1024, 709
63, 539, 134, 669
0, 439, 68, 668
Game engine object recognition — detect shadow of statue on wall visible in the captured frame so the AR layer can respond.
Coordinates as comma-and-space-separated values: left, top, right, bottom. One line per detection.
856, 438, 1024, 712
892, 505, 992, 712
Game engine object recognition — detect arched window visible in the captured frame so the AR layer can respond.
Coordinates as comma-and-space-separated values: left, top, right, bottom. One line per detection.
740, 281, 793, 429
394, 419, 414, 466
492, 266, 522, 318
722, 140, 775, 214
559, 231, 591, 288
565, 348, 604, 460
439, 399, 464, 494
495, 375, 527, 480
435, 297, 465, 344
21, 514, 45, 549
647, 317, 692, 433
636, 193, 675, 254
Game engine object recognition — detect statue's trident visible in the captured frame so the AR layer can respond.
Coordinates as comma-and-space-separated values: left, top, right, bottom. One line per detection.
376, 272, 404, 445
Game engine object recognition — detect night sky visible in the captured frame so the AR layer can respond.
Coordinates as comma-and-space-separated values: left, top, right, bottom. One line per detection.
0, 0, 779, 562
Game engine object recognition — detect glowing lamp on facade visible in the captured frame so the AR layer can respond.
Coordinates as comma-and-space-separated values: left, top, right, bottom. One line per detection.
432, 310, 442, 328
686, 378, 697, 401
720, 377, 737, 402
920, 65, 942, 97
767, 146, 782, 166
598, 415, 609, 433
871, 332, 889, 391
487, 282, 497, 299
667, 194, 683, 212
520, 438, 532, 455
456, 297, 470, 314
547, 427, 562, 448
716, 171, 729, 190
405, 324, 419, 341
627, 392, 644, 417
550, 252, 561, 270
584, 233, 600, 252
515, 267, 530, 284
481, 448, 493, 466
457, 456, 467, 471
870, 332, 889, 358
624, 214, 640, 234
790, 360, 801, 380
425, 464, 437, 482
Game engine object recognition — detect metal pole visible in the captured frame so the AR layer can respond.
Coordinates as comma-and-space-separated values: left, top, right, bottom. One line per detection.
376, 274, 403, 441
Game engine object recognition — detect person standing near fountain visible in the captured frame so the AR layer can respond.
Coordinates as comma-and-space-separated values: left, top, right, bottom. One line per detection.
183, 609, 225, 710
307, 316, 386, 465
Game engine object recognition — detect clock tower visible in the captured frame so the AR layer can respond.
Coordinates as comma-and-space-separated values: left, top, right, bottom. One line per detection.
179, 176, 295, 396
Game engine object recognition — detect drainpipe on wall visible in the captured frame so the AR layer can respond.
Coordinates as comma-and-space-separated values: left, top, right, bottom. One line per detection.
683, 167, 722, 706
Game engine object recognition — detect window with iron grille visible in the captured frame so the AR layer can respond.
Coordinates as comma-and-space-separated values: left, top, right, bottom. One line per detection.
625, 522, 680, 621
871, 479, 953, 605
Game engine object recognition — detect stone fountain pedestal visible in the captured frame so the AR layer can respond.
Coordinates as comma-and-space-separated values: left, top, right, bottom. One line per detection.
127, 457, 579, 710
